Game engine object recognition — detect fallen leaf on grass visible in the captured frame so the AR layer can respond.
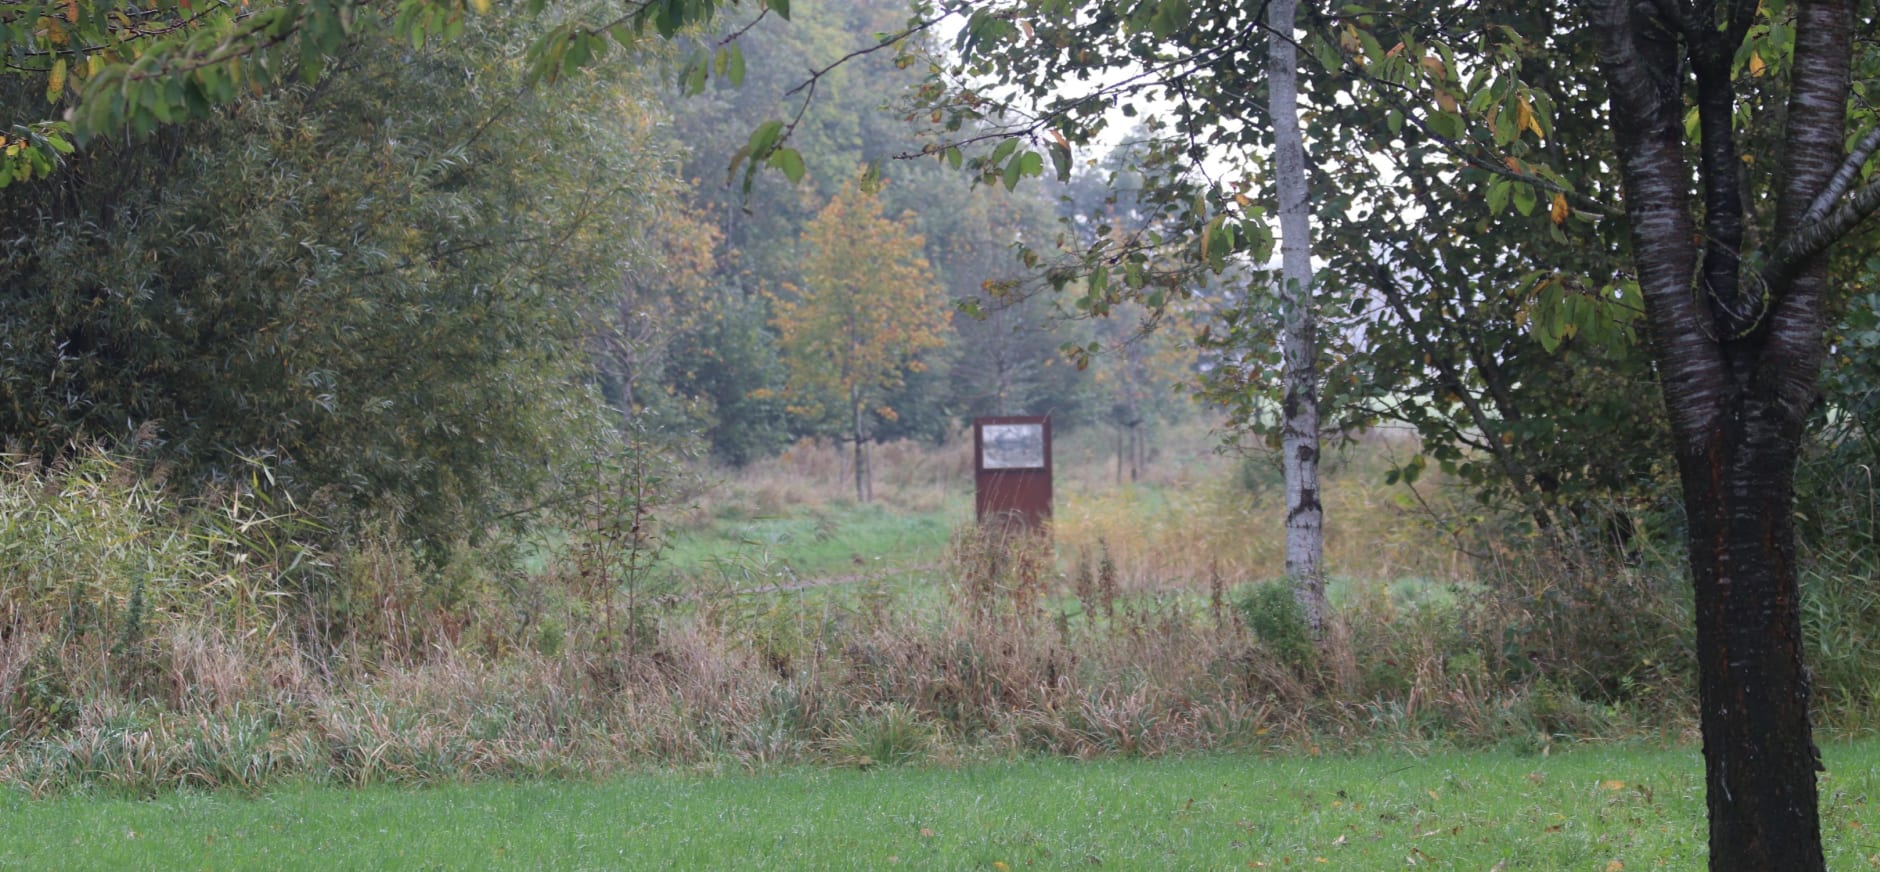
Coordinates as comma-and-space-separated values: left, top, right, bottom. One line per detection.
919, 828, 935, 838
1605, 862, 1625, 872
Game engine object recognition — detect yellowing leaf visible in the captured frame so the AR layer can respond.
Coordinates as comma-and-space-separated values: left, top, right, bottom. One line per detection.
63, 0, 77, 23
46, 58, 66, 103
1516, 96, 1543, 139
1600, 780, 1626, 791
1605, 862, 1625, 872
1339, 23, 1361, 54
1748, 51, 1765, 76
1550, 192, 1568, 225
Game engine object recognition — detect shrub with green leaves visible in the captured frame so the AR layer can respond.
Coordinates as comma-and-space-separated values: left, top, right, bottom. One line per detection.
1233, 581, 1315, 672
0, 17, 684, 548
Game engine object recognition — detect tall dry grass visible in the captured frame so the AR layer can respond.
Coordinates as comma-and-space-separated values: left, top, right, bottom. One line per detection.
1052, 425, 1466, 593
9, 429, 1859, 798
696, 435, 971, 522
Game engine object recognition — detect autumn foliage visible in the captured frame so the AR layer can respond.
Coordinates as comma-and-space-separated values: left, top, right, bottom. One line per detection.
771, 174, 949, 501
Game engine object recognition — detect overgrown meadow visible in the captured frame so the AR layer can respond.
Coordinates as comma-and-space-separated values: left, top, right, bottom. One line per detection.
8, 418, 1875, 802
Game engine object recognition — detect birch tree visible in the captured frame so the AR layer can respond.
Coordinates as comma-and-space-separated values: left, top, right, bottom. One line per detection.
1266, 0, 1325, 634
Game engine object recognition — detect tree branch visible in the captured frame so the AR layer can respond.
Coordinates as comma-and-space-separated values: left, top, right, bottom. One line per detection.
1769, 174, 1880, 284
1370, 264, 1555, 530
1801, 125, 1880, 225
1307, 16, 1624, 219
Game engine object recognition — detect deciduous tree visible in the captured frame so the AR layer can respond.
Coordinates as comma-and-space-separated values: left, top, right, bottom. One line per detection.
1584, 1, 1874, 865
0, 15, 687, 548
771, 174, 949, 501
894, 1, 1880, 865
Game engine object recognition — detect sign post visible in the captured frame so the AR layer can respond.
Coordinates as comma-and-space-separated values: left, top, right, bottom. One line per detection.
973, 415, 1052, 532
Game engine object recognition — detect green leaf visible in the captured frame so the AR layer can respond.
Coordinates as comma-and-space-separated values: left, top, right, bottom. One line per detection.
747, 120, 785, 154
1016, 150, 1044, 179
766, 0, 791, 20
989, 137, 1018, 165
769, 147, 806, 183
1048, 141, 1071, 181
1491, 105, 1515, 145
1001, 155, 1023, 190
725, 44, 746, 87
1427, 110, 1464, 140
563, 33, 593, 77
682, 50, 709, 94
1148, 0, 1191, 39
1357, 27, 1385, 66
729, 119, 787, 188
1486, 178, 1510, 214
1511, 182, 1537, 216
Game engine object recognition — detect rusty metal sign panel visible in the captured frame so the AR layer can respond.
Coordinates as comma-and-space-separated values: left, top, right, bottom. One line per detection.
974, 415, 1052, 531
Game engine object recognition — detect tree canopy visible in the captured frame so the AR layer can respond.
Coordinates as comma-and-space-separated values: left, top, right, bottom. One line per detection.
772, 174, 949, 500
0, 10, 693, 547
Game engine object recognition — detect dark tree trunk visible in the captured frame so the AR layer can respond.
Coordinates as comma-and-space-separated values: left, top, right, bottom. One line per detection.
1586, 0, 1861, 867
1679, 413, 1822, 870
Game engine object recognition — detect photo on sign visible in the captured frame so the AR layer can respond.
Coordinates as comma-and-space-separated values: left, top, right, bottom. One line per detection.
982, 424, 1045, 469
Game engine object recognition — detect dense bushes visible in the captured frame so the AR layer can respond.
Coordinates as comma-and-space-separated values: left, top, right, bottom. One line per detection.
0, 19, 682, 549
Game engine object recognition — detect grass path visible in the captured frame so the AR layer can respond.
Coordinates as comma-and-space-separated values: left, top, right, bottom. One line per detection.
7, 741, 1880, 870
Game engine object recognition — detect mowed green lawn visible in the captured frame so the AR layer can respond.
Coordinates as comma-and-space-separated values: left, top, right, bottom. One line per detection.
7, 742, 1880, 870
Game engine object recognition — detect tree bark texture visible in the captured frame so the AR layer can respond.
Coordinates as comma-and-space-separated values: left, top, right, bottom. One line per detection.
1587, 0, 1856, 867
1267, 0, 1325, 634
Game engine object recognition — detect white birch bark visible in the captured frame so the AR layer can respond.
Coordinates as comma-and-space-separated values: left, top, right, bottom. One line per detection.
1267, 0, 1325, 635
